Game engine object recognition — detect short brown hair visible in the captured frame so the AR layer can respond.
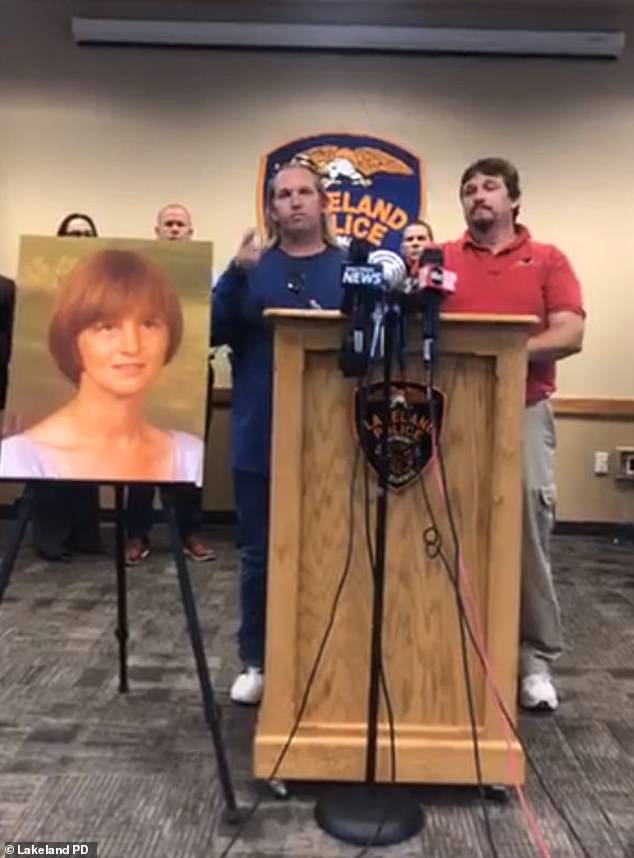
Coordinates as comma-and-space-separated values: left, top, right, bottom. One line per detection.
49, 248, 183, 385
404, 219, 435, 241
460, 157, 521, 202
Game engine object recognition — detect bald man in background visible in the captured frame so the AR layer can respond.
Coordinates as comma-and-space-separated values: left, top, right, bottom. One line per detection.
124, 203, 216, 565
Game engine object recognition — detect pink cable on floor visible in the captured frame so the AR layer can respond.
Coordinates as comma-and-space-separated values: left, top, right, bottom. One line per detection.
430, 453, 555, 858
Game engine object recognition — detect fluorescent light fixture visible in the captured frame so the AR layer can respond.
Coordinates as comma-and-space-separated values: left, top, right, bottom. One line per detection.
71, 18, 626, 59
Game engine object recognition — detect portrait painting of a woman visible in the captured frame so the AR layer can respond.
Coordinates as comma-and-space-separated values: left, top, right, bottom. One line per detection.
0, 248, 204, 484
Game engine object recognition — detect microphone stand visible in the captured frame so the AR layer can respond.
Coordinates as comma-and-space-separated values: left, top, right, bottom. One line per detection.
316, 291, 424, 847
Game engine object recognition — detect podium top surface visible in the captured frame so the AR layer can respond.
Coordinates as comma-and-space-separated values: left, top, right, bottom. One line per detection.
264, 308, 539, 326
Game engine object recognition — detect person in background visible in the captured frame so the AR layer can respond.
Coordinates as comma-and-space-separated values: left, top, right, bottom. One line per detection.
56, 212, 98, 239
213, 159, 344, 705
124, 203, 215, 565
442, 157, 585, 711
400, 218, 434, 272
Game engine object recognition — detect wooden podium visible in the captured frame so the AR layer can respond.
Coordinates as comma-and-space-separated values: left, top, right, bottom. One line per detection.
255, 310, 533, 785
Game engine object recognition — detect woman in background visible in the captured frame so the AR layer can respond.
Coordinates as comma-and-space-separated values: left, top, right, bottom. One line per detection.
56, 212, 98, 239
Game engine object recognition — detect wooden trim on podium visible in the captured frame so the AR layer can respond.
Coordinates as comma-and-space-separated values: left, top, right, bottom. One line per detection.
481, 341, 526, 739
263, 323, 307, 730
264, 308, 539, 326
216, 312, 539, 410
216, 392, 634, 420
552, 397, 634, 419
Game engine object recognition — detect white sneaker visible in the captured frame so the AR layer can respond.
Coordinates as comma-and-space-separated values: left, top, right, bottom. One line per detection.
230, 667, 264, 705
520, 672, 559, 711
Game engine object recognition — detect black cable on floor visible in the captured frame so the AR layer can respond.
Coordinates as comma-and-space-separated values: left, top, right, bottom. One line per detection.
418, 470, 597, 858
217, 449, 361, 858
423, 366, 501, 858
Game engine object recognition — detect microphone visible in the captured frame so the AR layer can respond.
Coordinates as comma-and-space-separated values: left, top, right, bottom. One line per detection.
338, 243, 408, 376
403, 256, 421, 294
340, 240, 383, 310
367, 248, 407, 292
286, 270, 305, 295
339, 240, 380, 377
417, 246, 455, 367
349, 237, 371, 264
287, 269, 322, 310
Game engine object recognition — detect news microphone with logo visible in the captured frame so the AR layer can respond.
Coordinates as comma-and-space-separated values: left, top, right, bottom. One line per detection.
367, 248, 408, 292
365, 248, 408, 365
418, 246, 456, 366
340, 239, 384, 312
339, 239, 381, 377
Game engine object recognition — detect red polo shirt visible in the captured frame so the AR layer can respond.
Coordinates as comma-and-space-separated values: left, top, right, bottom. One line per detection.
442, 226, 585, 405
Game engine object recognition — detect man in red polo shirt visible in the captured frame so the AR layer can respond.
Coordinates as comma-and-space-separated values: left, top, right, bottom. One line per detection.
443, 157, 585, 711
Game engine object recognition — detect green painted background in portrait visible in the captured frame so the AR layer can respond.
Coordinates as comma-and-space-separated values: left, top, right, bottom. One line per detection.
4, 236, 212, 439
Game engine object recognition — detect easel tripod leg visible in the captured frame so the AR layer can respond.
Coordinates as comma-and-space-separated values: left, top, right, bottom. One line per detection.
163, 489, 239, 820
0, 484, 34, 607
114, 485, 129, 693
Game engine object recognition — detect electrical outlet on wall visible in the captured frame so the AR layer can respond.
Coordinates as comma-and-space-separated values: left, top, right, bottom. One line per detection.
616, 447, 634, 480
594, 451, 609, 475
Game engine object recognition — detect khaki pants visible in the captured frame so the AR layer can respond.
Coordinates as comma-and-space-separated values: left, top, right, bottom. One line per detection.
520, 399, 563, 676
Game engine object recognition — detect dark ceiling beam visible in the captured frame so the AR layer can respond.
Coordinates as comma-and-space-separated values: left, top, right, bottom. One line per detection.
73, 1, 632, 30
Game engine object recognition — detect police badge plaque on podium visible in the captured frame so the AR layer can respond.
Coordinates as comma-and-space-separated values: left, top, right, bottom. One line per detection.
255, 308, 533, 792
355, 381, 445, 490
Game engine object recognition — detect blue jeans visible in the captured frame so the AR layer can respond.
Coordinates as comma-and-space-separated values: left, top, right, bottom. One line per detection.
233, 470, 270, 669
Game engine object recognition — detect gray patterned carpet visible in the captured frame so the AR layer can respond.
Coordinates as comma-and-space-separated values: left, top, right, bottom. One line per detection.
0, 523, 633, 858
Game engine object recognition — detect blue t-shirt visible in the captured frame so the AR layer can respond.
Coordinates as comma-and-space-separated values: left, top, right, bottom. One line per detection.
212, 245, 344, 475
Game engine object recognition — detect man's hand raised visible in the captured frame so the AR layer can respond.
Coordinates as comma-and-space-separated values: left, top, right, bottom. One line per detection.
235, 229, 263, 271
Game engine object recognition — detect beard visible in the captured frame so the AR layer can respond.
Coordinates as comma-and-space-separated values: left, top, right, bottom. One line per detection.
470, 207, 495, 233
471, 216, 494, 233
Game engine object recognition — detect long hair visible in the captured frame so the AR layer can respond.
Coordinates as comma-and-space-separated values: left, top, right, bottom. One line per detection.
264, 158, 339, 250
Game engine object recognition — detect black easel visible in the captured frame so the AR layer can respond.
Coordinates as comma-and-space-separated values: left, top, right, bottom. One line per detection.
161, 485, 239, 821
113, 485, 129, 693
315, 296, 424, 846
0, 482, 35, 604
0, 480, 239, 822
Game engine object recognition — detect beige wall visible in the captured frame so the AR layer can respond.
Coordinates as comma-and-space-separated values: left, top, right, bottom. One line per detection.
557, 418, 634, 523
0, 1, 633, 519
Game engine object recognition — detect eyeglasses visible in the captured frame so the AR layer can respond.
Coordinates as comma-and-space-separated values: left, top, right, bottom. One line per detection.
64, 230, 94, 238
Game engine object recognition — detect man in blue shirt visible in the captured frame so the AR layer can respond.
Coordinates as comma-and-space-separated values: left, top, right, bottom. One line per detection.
213, 160, 344, 704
